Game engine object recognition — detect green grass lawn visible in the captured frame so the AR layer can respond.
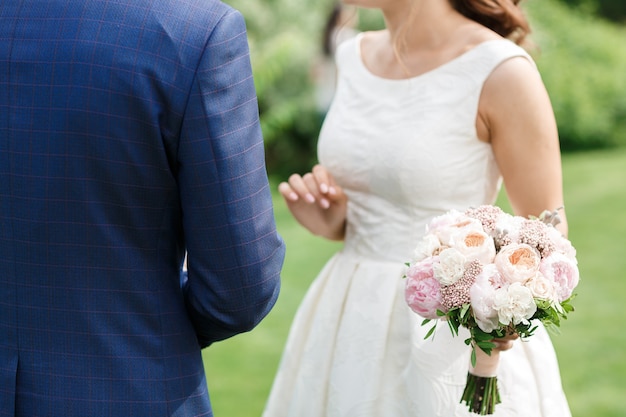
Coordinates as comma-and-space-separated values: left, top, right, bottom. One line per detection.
203, 148, 626, 417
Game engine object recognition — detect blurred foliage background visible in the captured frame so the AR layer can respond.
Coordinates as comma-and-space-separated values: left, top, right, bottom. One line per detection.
223, 0, 626, 179
207, 1, 625, 416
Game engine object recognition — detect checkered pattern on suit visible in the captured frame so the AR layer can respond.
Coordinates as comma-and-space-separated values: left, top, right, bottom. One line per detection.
0, 1, 285, 415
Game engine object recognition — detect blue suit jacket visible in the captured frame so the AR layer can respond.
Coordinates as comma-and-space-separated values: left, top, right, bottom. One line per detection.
0, 1, 285, 415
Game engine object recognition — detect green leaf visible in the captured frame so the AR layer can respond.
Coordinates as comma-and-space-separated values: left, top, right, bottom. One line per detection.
424, 324, 437, 340
460, 303, 470, 319
476, 341, 496, 351
472, 329, 495, 342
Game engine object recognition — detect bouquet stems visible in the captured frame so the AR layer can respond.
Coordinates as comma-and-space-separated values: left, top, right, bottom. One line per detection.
461, 346, 501, 415
461, 373, 501, 415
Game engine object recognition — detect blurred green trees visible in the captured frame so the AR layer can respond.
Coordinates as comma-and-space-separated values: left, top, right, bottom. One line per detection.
558, 0, 626, 22
226, 0, 626, 178
223, 0, 328, 178
528, 0, 626, 150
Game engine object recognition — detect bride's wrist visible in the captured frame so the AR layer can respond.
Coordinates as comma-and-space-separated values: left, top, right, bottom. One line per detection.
321, 218, 346, 241
470, 347, 500, 377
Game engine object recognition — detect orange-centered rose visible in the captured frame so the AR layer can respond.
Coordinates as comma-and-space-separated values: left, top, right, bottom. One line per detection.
464, 232, 486, 247
495, 244, 541, 283
508, 247, 537, 267
452, 229, 496, 265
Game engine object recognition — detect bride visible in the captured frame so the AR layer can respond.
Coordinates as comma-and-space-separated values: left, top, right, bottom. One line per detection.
264, 0, 572, 415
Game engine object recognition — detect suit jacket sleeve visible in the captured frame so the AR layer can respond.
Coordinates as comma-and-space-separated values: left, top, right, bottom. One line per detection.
177, 8, 284, 348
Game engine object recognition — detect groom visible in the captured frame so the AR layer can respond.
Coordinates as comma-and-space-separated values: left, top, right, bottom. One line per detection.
0, 0, 284, 416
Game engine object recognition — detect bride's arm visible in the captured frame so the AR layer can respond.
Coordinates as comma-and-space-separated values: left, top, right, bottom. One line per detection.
479, 55, 568, 238
477, 55, 568, 357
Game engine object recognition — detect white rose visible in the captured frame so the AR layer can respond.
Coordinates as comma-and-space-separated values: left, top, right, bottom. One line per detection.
525, 272, 558, 303
433, 248, 466, 285
451, 229, 496, 265
413, 233, 441, 262
492, 282, 537, 326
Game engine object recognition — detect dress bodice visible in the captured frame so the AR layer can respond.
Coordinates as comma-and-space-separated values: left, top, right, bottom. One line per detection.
318, 34, 533, 262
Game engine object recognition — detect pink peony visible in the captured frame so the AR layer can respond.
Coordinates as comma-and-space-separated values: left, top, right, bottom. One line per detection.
540, 252, 580, 302
545, 226, 578, 260
405, 258, 446, 319
495, 243, 541, 284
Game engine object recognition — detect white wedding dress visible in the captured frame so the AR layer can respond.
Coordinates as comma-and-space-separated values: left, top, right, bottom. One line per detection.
263, 34, 572, 417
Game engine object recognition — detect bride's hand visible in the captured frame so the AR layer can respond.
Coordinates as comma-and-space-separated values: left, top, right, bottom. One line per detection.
492, 332, 519, 352
278, 164, 348, 241
470, 334, 519, 377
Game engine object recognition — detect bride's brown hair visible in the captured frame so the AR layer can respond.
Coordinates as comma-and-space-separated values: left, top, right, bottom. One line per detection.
449, 0, 530, 45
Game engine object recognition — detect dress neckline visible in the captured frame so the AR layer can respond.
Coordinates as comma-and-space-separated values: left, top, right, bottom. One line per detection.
354, 32, 509, 83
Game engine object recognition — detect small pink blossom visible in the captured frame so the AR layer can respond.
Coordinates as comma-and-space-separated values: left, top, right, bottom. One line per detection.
540, 252, 580, 302
405, 258, 445, 319
518, 219, 556, 257
441, 260, 481, 310
465, 205, 505, 234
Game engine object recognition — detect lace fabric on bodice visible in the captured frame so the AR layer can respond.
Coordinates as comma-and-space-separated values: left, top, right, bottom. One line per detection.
318, 34, 531, 261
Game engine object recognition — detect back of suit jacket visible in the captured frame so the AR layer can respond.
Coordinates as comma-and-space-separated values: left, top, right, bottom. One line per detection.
0, 1, 284, 415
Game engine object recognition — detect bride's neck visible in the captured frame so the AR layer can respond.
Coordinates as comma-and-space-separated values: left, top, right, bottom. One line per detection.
383, 1, 467, 51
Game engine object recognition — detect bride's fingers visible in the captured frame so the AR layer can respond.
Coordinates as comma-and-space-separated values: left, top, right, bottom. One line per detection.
492, 337, 516, 351
498, 333, 519, 342
278, 181, 299, 203
287, 173, 316, 204
312, 164, 332, 195
302, 173, 328, 207
311, 165, 345, 203
280, 167, 344, 209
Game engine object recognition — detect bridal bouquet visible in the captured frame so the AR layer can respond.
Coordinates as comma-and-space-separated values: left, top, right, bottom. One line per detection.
404, 205, 578, 415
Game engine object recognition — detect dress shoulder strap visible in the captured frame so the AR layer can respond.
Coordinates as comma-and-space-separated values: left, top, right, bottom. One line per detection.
334, 32, 361, 73
465, 39, 538, 85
